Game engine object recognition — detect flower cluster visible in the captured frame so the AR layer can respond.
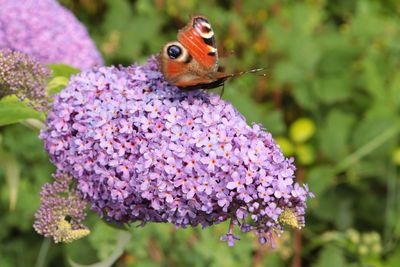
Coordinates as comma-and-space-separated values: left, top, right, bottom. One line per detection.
41, 57, 313, 245
0, 49, 50, 110
33, 172, 89, 243
0, 0, 103, 70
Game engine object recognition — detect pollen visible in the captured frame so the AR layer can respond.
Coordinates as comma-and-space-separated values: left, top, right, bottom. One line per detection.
278, 209, 302, 229
54, 218, 90, 243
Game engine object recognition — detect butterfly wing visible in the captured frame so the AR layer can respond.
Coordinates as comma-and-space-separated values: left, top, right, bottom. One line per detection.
174, 68, 265, 90
177, 16, 218, 72
159, 16, 220, 87
174, 72, 230, 90
158, 44, 189, 84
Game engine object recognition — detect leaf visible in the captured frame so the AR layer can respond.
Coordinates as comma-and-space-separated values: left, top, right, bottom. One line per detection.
0, 96, 45, 126
262, 109, 286, 135
307, 165, 335, 197
361, 57, 385, 100
318, 110, 356, 161
351, 116, 398, 158
35, 238, 51, 267
46, 64, 79, 96
223, 81, 264, 125
291, 85, 319, 111
389, 71, 400, 108
312, 76, 352, 104
295, 143, 316, 165
0, 150, 20, 211
385, 249, 400, 267
289, 117, 316, 143
335, 124, 398, 174
312, 245, 347, 267
333, 198, 353, 230
101, 0, 164, 63
47, 64, 80, 78
22, 119, 46, 130
46, 76, 69, 95
69, 230, 131, 267
275, 61, 306, 85
88, 221, 125, 261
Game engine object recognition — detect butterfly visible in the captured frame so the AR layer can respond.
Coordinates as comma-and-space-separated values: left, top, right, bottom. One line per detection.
158, 15, 263, 90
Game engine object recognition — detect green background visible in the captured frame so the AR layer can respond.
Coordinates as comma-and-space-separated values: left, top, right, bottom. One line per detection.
1, 0, 400, 266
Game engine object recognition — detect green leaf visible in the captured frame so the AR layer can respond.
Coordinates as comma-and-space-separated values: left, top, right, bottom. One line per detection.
262, 110, 286, 135
0, 96, 45, 126
275, 61, 306, 85
101, 0, 164, 63
47, 64, 80, 78
351, 116, 398, 158
46, 76, 70, 95
361, 57, 385, 100
88, 221, 123, 261
290, 117, 316, 143
385, 249, 400, 267
69, 230, 131, 267
313, 245, 347, 267
291, 85, 319, 111
223, 81, 264, 125
312, 76, 352, 104
46, 64, 79, 96
317, 32, 357, 76
333, 198, 353, 230
35, 238, 51, 267
389, 71, 400, 108
295, 143, 316, 165
334, 124, 398, 174
307, 165, 335, 197
0, 150, 20, 211
318, 110, 356, 161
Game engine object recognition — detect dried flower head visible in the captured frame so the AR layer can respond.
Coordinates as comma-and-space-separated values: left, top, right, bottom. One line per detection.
0, 0, 103, 69
0, 49, 50, 110
41, 57, 313, 246
33, 172, 89, 243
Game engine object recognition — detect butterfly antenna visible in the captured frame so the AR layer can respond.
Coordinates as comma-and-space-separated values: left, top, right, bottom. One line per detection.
243, 68, 266, 75
227, 68, 266, 78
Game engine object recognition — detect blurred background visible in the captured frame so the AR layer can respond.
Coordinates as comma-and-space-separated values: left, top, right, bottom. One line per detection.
1, 0, 400, 266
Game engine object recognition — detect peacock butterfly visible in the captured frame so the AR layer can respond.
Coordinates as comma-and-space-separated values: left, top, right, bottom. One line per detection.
158, 16, 263, 90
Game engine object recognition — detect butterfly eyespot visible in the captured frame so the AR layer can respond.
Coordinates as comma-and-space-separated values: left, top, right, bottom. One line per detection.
167, 45, 182, 59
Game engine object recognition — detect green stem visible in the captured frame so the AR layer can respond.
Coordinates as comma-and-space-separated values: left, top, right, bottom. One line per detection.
35, 238, 51, 267
22, 118, 46, 130
383, 163, 397, 253
333, 125, 399, 175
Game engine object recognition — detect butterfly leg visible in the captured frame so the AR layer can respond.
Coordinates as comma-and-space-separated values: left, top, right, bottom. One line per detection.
219, 83, 225, 97
177, 76, 229, 91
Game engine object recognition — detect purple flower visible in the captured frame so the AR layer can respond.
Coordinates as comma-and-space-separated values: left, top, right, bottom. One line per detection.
201, 151, 218, 171
226, 171, 245, 191
33, 172, 89, 243
40, 57, 313, 246
0, 0, 103, 69
220, 233, 240, 247
0, 49, 50, 110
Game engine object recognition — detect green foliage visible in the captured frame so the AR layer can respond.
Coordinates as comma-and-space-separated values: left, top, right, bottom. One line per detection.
47, 64, 80, 95
2, 0, 400, 266
0, 64, 78, 127
0, 96, 45, 126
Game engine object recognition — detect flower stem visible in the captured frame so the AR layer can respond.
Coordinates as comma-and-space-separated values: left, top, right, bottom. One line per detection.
35, 238, 51, 267
333, 125, 399, 175
22, 118, 47, 130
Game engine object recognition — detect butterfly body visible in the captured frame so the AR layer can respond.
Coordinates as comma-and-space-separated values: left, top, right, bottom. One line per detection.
159, 16, 263, 90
